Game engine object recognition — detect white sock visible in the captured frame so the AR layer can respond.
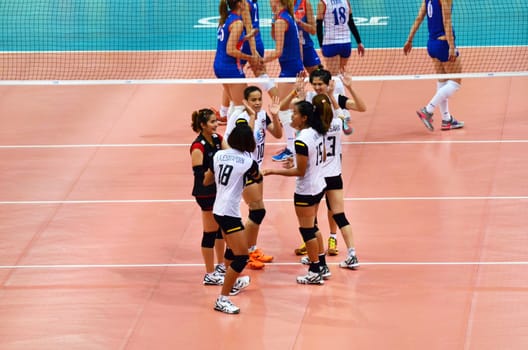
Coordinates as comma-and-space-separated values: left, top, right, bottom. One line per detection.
426, 80, 460, 115
219, 105, 229, 118
279, 110, 295, 151
436, 81, 450, 121
330, 233, 337, 239
348, 247, 356, 256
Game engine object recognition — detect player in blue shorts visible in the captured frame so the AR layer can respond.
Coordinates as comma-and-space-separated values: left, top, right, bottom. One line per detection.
316, 0, 364, 95
265, 0, 304, 163
294, 0, 322, 74
216, 0, 279, 124
404, 0, 464, 131
214, 0, 260, 124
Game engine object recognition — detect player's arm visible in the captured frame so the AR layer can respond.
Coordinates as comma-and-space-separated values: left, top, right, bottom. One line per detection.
403, 2, 426, 55
297, 0, 317, 35
340, 71, 367, 112
315, 0, 325, 47
241, 0, 258, 56
226, 20, 254, 62
440, 0, 456, 61
347, 1, 364, 56
262, 142, 308, 177
266, 96, 283, 139
264, 18, 286, 63
244, 160, 262, 185
191, 147, 213, 186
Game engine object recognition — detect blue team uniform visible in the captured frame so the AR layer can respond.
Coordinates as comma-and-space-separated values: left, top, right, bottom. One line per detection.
425, 0, 458, 62
214, 13, 246, 78
241, 0, 265, 57
276, 9, 304, 77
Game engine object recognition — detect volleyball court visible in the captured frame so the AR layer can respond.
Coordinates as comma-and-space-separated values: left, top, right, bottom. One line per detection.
1, 1, 528, 349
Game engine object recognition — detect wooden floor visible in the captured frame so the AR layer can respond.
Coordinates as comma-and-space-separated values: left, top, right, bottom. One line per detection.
0, 77, 527, 350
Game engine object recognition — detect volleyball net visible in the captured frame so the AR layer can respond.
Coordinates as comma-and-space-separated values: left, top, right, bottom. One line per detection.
0, 0, 527, 84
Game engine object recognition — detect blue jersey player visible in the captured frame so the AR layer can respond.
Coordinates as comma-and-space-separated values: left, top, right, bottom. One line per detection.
404, 0, 464, 131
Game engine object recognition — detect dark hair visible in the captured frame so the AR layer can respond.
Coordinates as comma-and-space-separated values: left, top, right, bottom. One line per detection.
309, 67, 332, 85
219, 0, 242, 26
294, 100, 327, 135
227, 119, 256, 152
191, 108, 214, 133
244, 85, 262, 99
312, 94, 333, 133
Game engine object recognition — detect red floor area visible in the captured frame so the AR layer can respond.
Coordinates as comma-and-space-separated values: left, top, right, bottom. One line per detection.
0, 77, 527, 349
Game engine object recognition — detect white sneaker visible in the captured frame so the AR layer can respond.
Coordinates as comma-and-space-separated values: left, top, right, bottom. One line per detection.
339, 254, 360, 269
215, 263, 226, 276
296, 270, 324, 285
320, 265, 332, 279
214, 296, 240, 314
203, 272, 224, 286
300, 256, 311, 265
229, 275, 251, 296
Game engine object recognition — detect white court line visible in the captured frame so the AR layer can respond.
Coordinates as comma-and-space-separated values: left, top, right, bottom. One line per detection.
0, 196, 527, 205
0, 261, 527, 270
1, 139, 528, 149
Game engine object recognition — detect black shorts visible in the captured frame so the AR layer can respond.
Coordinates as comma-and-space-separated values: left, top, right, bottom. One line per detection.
294, 191, 325, 207
325, 175, 343, 191
194, 195, 215, 211
213, 214, 245, 235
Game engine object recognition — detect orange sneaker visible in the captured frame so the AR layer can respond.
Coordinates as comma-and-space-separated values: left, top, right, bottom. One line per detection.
210, 107, 227, 125
247, 257, 265, 270
250, 248, 273, 263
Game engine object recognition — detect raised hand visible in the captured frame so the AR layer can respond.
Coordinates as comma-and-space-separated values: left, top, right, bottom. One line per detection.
339, 68, 353, 87
269, 95, 280, 115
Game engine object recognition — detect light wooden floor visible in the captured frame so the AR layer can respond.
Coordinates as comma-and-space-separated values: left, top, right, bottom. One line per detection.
0, 77, 527, 349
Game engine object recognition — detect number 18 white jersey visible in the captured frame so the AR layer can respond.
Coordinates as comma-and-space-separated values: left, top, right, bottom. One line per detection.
321, 0, 351, 45
212, 148, 259, 217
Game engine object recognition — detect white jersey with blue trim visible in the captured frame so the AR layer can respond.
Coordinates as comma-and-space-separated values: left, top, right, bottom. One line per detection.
212, 148, 258, 217
224, 110, 268, 166
321, 0, 351, 45
294, 127, 326, 195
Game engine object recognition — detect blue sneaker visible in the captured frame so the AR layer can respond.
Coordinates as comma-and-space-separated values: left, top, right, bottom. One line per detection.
441, 116, 464, 130
271, 148, 293, 162
341, 112, 354, 135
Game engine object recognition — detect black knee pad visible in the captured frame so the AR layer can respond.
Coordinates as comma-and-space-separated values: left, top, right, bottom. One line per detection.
230, 255, 249, 273
215, 229, 223, 239
224, 248, 235, 261
299, 227, 317, 242
201, 231, 217, 248
248, 208, 266, 225
332, 212, 350, 228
